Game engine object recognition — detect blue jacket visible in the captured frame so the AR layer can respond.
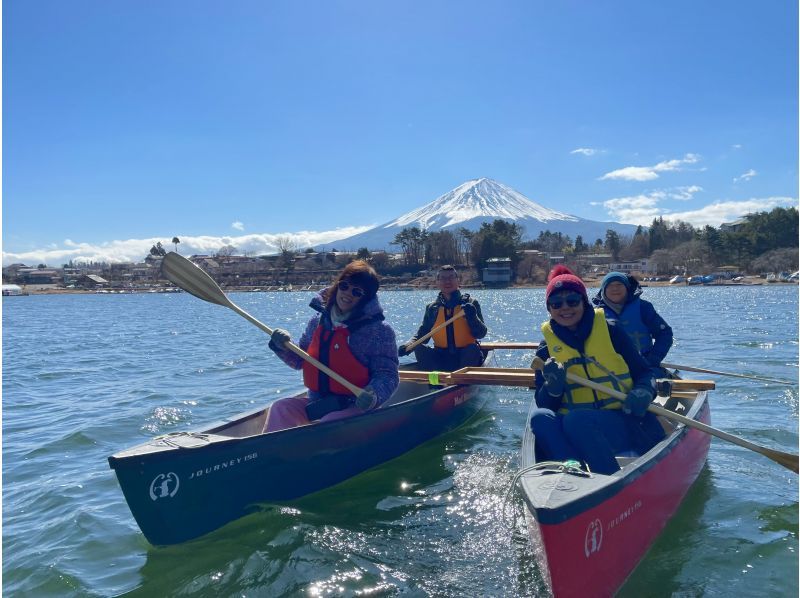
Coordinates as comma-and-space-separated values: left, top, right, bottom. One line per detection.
592, 281, 673, 367
533, 307, 657, 412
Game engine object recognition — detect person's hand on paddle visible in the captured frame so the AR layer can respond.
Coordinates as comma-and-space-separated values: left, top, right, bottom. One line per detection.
461, 302, 478, 323
540, 358, 566, 397
398, 343, 411, 357
355, 385, 378, 410
623, 387, 653, 417
268, 328, 291, 353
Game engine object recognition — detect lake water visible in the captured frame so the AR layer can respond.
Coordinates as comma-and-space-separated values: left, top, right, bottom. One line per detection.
3, 286, 798, 597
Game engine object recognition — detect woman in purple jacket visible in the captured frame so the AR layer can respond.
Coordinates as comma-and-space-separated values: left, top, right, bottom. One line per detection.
263, 260, 399, 433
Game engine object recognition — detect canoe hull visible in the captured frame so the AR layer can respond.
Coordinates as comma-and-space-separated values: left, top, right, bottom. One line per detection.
519, 395, 711, 597
109, 382, 482, 545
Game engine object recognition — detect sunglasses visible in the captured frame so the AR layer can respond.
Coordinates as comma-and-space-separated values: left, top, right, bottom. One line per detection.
338, 280, 365, 298
548, 293, 583, 310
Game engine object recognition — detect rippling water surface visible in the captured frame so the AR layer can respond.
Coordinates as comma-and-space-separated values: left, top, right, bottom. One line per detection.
3, 286, 798, 596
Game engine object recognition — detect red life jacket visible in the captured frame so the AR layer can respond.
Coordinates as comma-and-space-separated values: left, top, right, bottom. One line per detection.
302, 324, 370, 396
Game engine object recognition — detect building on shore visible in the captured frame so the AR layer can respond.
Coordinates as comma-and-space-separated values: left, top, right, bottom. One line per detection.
483, 257, 512, 285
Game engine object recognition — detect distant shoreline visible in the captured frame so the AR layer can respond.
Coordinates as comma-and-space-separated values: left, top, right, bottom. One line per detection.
7, 278, 794, 296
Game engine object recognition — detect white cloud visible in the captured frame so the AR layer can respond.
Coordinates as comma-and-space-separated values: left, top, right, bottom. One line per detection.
570, 148, 599, 156
602, 190, 796, 227
732, 144, 742, 149
602, 193, 665, 224
231, 221, 245, 231
599, 153, 701, 182
663, 197, 796, 227
601, 186, 703, 223
669, 186, 703, 201
2, 226, 375, 267
733, 169, 757, 183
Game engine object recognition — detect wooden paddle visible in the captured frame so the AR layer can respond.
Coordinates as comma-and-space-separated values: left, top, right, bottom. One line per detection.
530, 356, 799, 473
660, 362, 795, 386
161, 252, 365, 396
481, 342, 540, 351
398, 367, 715, 392
404, 311, 465, 352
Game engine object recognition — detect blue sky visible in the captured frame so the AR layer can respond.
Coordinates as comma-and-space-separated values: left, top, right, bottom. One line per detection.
4, 0, 798, 265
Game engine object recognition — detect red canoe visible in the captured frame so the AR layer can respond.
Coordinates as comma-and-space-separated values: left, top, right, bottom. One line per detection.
517, 391, 711, 597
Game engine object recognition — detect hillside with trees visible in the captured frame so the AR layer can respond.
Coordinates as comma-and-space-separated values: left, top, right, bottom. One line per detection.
389, 207, 798, 283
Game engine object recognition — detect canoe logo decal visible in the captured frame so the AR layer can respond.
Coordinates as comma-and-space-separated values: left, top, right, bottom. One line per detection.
149, 472, 180, 501
584, 518, 603, 558
537, 479, 577, 492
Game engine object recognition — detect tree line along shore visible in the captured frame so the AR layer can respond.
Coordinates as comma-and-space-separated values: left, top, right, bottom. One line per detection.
4, 207, 797, 295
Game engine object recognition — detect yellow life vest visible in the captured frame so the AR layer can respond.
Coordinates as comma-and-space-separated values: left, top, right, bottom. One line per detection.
432, 305, 477, 349
541, 309, 632, 414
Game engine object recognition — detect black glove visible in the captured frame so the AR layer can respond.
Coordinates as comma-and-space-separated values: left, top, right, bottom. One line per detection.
461, 302, 478, 322
268, 328, 291, 353
540, 358, 566, 397
398, 344, 411, 357
355, 385, 378, 410
623, 387, 653, 417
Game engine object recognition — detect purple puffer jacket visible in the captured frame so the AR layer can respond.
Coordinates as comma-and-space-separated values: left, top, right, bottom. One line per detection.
271, 292, 399, 405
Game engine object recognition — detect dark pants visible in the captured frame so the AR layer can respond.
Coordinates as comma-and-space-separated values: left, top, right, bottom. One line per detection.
529, 407, 666, 474
413, 343, 485, 372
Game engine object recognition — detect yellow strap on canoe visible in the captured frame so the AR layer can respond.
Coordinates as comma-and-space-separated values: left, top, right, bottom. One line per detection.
428, 371, 441, 385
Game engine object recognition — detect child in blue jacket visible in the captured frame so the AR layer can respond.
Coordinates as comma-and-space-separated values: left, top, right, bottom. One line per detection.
592, 272, 673, 368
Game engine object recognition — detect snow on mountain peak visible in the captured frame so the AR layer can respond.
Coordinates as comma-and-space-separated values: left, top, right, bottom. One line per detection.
386, 178, 578, 230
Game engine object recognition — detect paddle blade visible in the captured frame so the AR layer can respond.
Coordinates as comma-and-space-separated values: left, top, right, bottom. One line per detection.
161, 252, 232, 308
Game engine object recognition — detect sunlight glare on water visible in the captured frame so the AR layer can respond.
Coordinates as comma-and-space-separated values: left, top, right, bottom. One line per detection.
2, 286, 797, 596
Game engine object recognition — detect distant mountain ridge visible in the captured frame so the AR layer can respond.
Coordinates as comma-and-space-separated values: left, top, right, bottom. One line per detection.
317, 178, 638, 251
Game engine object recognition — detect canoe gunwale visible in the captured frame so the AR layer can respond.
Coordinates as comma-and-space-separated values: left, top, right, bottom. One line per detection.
108, 381, 466, 468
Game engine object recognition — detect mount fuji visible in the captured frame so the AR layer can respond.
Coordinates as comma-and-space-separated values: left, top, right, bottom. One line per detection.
317, 178, 639, 251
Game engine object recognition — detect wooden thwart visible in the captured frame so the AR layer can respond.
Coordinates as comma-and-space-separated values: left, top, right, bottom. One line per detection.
398, 367, 715, 391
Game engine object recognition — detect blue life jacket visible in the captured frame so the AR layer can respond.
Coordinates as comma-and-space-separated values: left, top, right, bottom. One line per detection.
602, 297, 653, 354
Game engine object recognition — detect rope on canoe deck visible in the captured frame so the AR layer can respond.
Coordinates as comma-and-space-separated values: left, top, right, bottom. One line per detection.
501, 460, 592, 531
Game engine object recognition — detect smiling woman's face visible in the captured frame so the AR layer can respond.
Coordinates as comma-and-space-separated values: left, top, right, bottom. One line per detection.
547, 291, 585, 330
335, 280, 364, 313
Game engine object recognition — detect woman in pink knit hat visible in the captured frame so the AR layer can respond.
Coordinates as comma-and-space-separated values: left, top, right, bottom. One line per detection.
529, 265, 665, 474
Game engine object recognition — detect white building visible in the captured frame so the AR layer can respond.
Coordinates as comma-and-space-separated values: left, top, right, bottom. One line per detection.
606, 259, 657, 275
482, 257, 512, 284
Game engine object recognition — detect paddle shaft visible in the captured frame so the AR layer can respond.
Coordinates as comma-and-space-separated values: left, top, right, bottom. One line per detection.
661, 362, 794, 386
530, 357, 799, 473
405, 311, 465, 352
481, 342, 540, 351
226, 303, 365, 396
161, 252, 364, 396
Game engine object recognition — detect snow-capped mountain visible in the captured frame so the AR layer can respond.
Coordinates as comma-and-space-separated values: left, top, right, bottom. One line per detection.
387, 178, 577, 229
317, 178, 638, 251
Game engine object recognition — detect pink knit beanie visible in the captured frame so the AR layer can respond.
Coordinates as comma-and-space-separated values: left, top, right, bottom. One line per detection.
545, 265, 588, 304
